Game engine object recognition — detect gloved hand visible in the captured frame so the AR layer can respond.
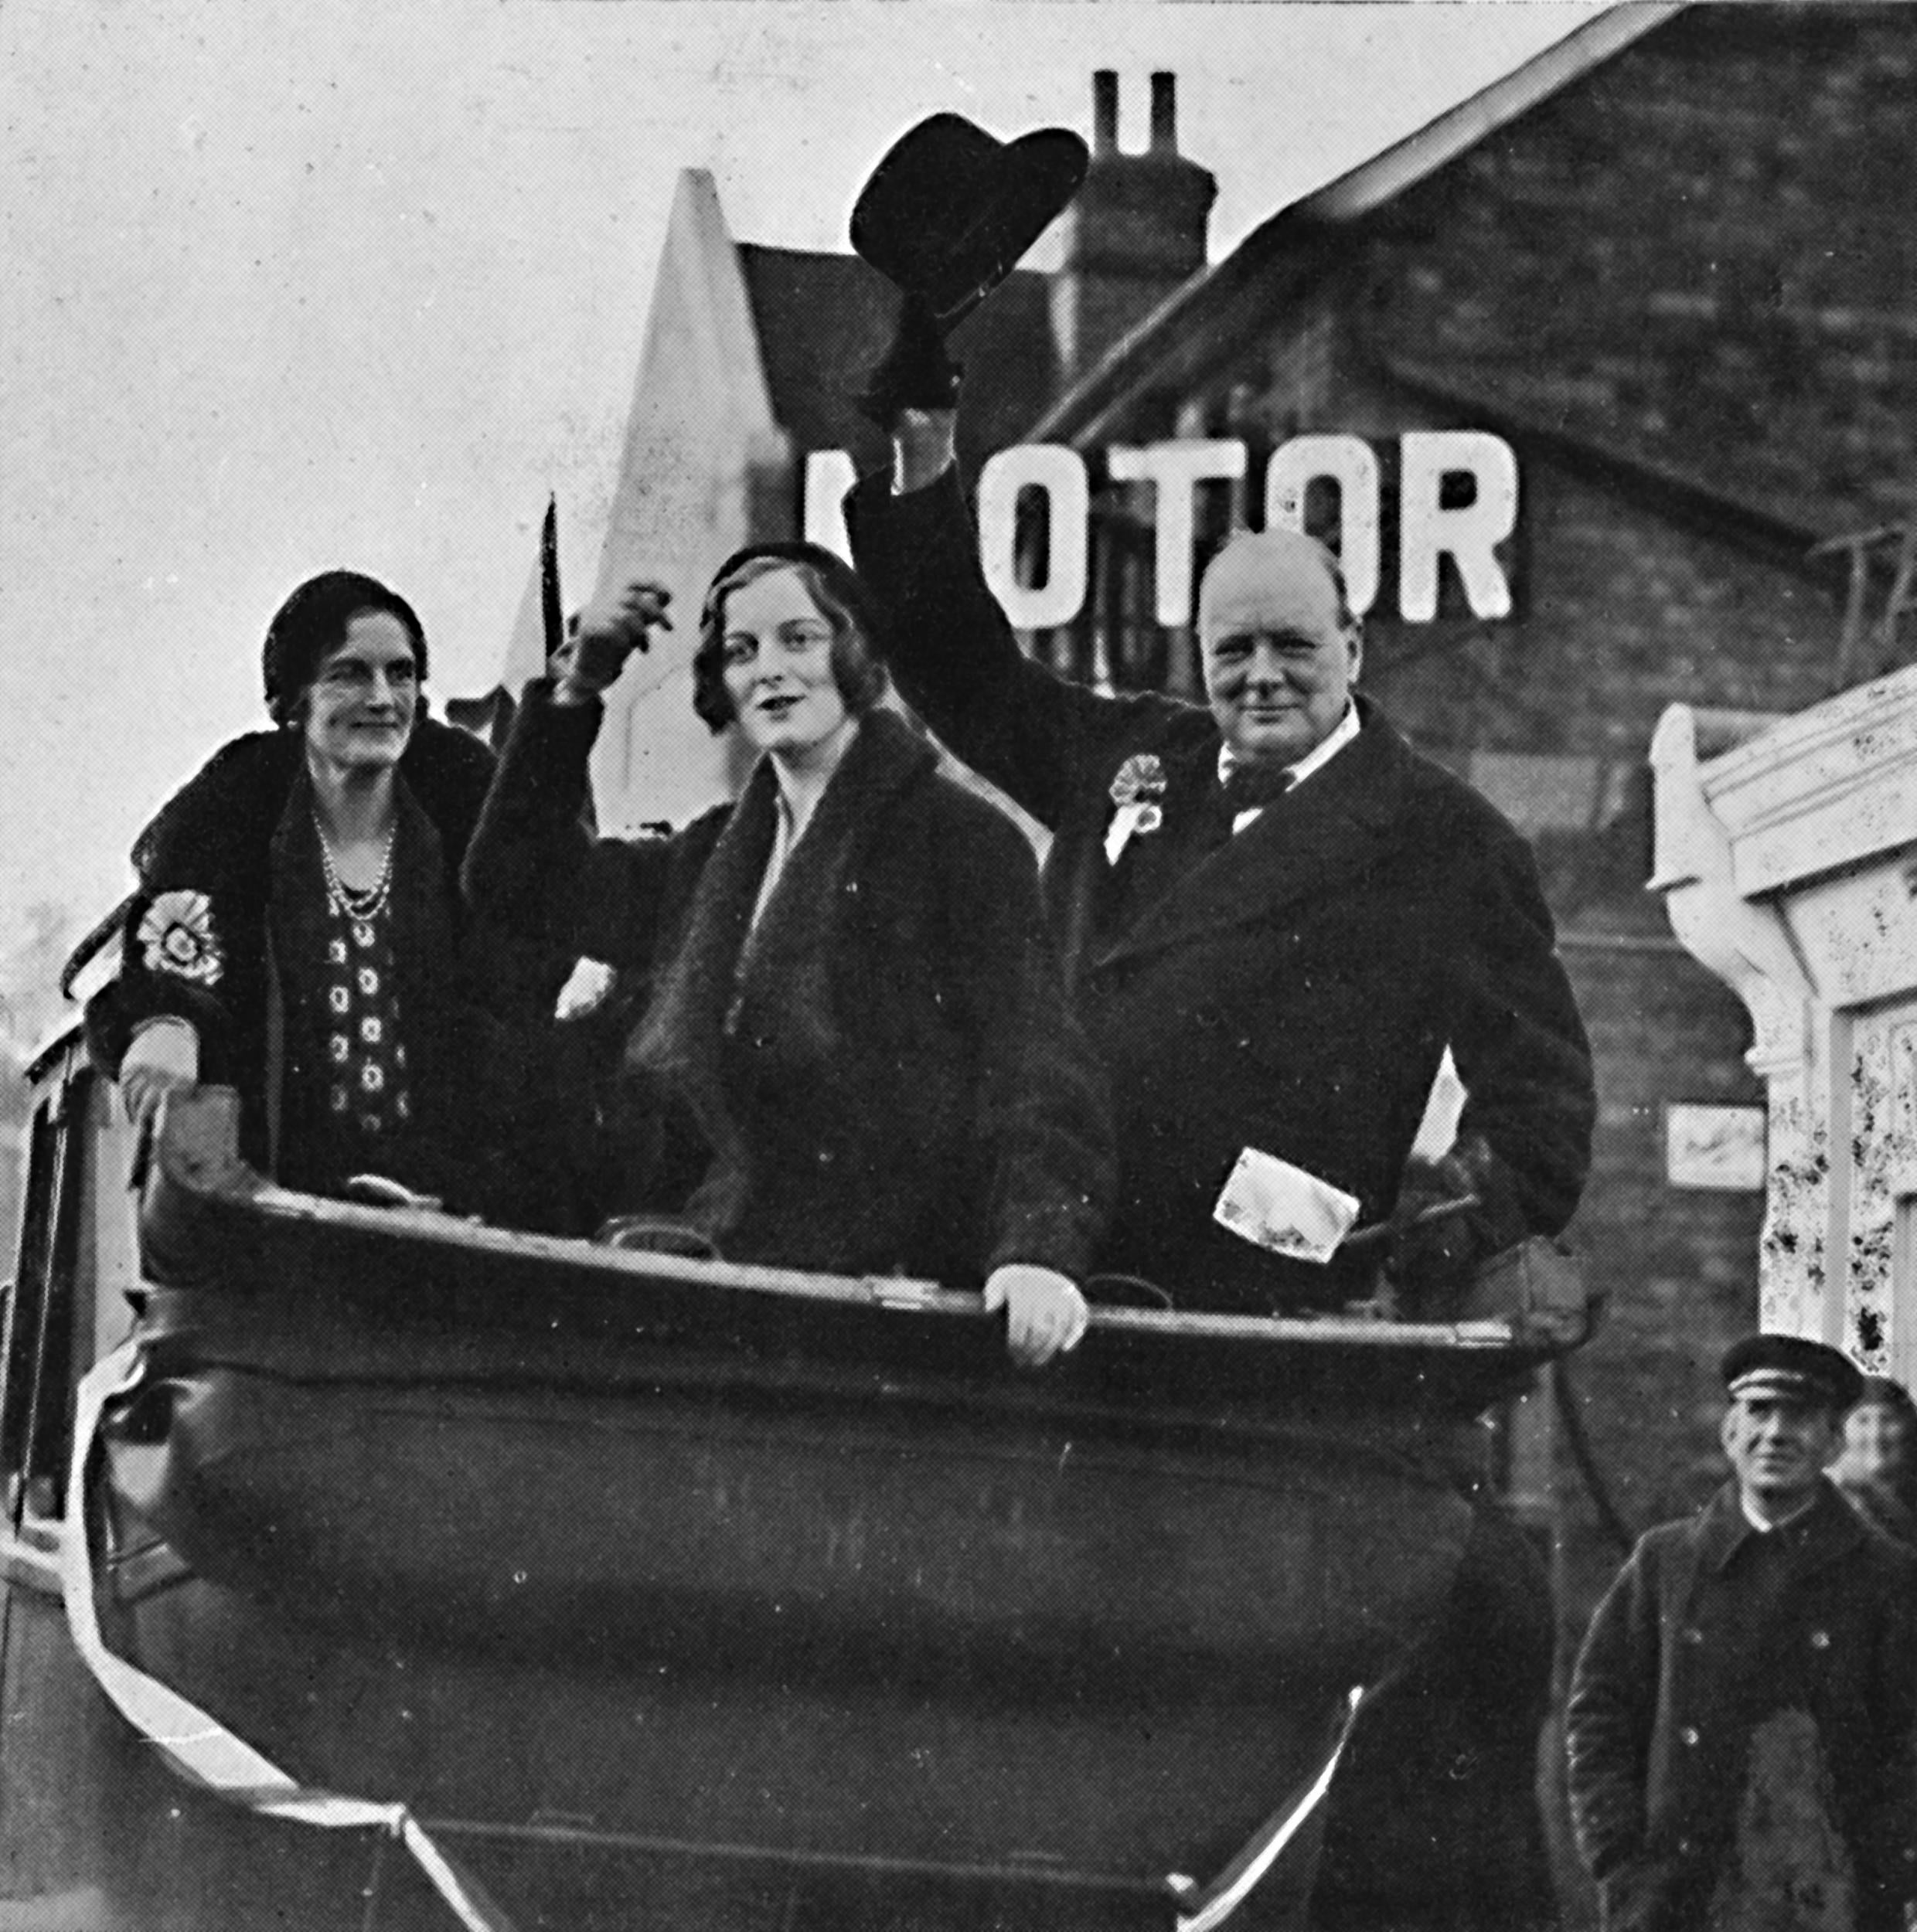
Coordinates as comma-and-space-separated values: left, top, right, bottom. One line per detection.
553, 580, 672, 706
858, 292, 964, 429
1386, 1134, 1521, 1298
122, 1063, 195, 1138
120, 1016, 200, 1134
983, 1263, 1089, 1369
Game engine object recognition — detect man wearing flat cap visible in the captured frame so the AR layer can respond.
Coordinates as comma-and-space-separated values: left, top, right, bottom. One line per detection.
1567, 1334, 1917, 1932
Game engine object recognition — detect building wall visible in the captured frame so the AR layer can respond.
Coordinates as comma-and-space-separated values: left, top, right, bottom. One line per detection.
1316, 10, 1912, 1624
1368, 4, 1917, 553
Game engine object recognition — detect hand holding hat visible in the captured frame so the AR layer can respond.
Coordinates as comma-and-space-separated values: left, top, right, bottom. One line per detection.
856, 293, 965, 430
850, 111, 1088, 430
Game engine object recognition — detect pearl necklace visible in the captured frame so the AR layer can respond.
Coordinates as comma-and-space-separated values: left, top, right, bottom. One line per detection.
315, 815, 397, 923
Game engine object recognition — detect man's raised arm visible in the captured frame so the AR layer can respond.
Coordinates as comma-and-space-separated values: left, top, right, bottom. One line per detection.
844, 310, 1146, 832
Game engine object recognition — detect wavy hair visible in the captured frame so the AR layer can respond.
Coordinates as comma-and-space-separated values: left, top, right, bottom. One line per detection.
693, 544, 889, 734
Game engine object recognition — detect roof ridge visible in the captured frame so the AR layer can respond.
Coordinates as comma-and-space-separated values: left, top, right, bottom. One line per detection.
1029, 4, 1685, 445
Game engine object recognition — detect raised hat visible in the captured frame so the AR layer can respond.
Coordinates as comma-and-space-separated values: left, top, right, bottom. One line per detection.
850, 113, 1089, 329
1720, 1333, 1864, 1412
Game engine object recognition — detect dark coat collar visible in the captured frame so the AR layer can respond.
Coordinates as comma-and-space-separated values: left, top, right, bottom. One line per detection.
135, 717, 493, 895
628, 708, 938, 1236
1091, 696, 1414, 974
735, 707, 938, 1022
1697, 1476, 1867, 1577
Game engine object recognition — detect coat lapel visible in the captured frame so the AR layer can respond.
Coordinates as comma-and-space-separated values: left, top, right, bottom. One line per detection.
625, 757, 779, 1225
266, 770, 331, 1020
1091, 713, 1411, 975
731, 709, 935, 1046
1696, 1478, 1867, 1582
1110, 733, 1227, 925
627, 709, 935, 1237
1790, 1478, 1871, 1576
1697, 1482, 1755, 1576
383, 777, 454, 1067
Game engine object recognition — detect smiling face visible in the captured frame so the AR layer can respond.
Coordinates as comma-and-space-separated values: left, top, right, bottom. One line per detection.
302, 611, 420, 776
1721, 1391, 1842, 1519
1198, 531, 1360, 767
718, 566, 853, 766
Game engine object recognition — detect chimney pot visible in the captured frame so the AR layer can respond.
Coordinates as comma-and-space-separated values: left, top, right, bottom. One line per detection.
1149, 71, 1177, 154
1092, 70, 1119, 155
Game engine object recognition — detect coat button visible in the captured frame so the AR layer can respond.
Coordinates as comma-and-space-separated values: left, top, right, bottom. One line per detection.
1680, 1726, 1701, 1747
1810, 1630, 1831, 1650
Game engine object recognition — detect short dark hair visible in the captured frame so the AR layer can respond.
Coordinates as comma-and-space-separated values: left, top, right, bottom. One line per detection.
693, 545, 889, 734
263, 570, 427, 726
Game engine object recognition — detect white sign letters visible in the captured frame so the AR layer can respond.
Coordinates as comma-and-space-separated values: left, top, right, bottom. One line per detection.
804, 431, 1520, 628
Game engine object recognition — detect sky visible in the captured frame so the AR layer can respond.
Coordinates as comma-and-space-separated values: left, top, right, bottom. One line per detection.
0, 0, 1608, 962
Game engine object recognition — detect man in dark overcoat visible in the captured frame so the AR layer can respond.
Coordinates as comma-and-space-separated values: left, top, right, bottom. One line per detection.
843, 352, 1595, 1930
1567, 1335, 1917, 1932
844, 400, 1595, 1322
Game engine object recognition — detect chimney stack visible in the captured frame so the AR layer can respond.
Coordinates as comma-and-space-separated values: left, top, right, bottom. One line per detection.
1092, 70, 1119, 156
1149, 72, 1177, 155
1050, 70, 1217, 379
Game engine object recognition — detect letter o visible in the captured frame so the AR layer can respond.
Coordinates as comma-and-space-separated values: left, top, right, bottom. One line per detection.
1264, 436, 1381, 618
978, 445, 1090, 632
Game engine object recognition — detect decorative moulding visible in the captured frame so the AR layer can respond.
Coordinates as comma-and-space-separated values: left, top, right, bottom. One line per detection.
1693, 662, 1917, 900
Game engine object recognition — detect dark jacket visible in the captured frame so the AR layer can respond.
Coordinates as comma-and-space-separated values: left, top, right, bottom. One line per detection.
845, 468, 1595, 1314
1566, 1478, 1917, 1932
87, 719, 564, 1216
1837, 1471, 1917, 1551
465, 687, 1113, 1286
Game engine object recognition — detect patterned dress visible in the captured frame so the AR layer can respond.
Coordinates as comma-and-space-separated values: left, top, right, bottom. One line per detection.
309, 890, 414, 1175
282, 811, 424, 1193
88, 720, 575, 1223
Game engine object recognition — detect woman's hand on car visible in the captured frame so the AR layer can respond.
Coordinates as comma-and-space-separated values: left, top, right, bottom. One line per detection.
984, 1263, 1089, 1368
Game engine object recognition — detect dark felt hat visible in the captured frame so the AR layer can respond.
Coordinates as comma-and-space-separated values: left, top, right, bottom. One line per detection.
703, 541, 885, 648
1721, 1333, 1864, 1413
850, 113, 1089, 328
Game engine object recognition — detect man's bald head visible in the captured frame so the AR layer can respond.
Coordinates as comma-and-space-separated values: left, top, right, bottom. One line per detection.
1197, 529, 1361, 767
1197, 529, 1354, 643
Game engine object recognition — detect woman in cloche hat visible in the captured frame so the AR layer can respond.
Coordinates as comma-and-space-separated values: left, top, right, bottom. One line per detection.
463, 550, 1112, 1366
88, 571, 567, 1221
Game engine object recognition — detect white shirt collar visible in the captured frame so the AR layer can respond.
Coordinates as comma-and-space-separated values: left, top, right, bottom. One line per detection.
1217, 701, 1360, 815
1741, 1488, 1818, 1534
